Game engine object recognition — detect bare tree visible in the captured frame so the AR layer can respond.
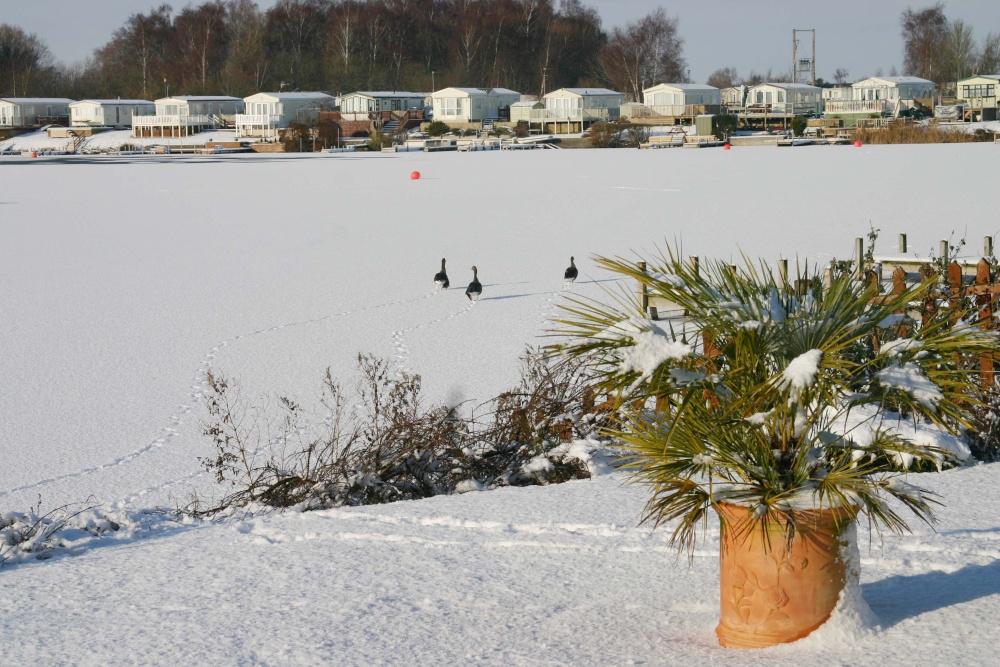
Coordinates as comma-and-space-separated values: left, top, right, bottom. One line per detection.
95, 5, 174, 99
832, 67, 850, 84
172, 1, 228, 93
941, 19, 978, 83
900, 3, 948, 82
600, 8, 685, 101
706, 66, 737, 89
0, 24, 54, 96
220, 0, 268, 95
978, 32, 1000, 74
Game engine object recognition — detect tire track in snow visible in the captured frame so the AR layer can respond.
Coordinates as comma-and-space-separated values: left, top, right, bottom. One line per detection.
0, 290, 439, 506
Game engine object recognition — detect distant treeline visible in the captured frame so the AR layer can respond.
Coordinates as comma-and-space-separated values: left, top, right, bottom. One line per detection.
0, 0, 689, 102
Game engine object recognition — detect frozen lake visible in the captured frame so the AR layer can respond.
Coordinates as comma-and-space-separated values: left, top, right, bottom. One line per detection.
2, 144, 1000, 665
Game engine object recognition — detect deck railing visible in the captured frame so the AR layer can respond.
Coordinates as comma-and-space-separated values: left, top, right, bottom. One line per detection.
647, 104, 722, 117
235, 114, 281, 126
528, 107, 620, 122
133, 114, 213, 127
823, 100, 891, 114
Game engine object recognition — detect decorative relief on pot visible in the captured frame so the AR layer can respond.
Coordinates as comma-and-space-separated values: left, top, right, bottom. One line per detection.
715, 503, 858, 649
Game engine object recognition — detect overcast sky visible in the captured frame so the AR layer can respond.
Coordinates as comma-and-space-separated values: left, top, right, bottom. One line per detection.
7, 1, 1000, 82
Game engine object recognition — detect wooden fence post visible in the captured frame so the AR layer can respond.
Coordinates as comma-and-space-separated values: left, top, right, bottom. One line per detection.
948, 260, 963, 326
638, 261, 654, 319
778, 259, 788, 289
976, 257, 995, 387
920, 263, 936, 326
854, 237, 864, 279
898, 233, 907, 254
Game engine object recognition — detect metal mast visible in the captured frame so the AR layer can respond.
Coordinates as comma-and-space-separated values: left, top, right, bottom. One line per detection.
792, 29, 816, 85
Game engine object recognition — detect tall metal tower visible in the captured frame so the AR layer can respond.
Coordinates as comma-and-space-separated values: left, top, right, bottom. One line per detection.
792, 29, 816, 85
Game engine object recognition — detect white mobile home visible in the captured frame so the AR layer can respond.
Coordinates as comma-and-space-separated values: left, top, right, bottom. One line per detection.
70, 100, 155, 128
0, 98, 74, 128
853, 76, 935, 103
339, 91, 426, 114
531, 88, 624, 133
431, 87, 520, 124
133, 95, 245, 138
821, 85, 853, 101
642, 83, 720, 116
236, 92, 336, 138
825, 76, 936, 117
721, 86, 746, 109
509, 100, 543, 123
956, 75, 1000, 121
745, 83, 821, 115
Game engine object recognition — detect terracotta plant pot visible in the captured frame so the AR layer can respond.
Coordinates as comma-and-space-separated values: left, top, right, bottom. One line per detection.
714, 501, 859, 648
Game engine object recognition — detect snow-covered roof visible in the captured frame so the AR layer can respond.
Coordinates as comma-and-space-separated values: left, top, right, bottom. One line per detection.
0, 97, 75, 104
854, 76, 934, 87
643, 83, 719, 93
250, 92, 336, 100
157, 96, 243, 102
959, 74, 1000, 82
750, 82, 820, 91
344, 91, 426, 98
548, 88, 622, 97
433, 87, 520, 98
71, 99, 154, 106
510, 100, 543, 107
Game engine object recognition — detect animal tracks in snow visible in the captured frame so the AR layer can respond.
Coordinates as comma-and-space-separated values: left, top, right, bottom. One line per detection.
236, 508, 707, 557
391, 298, 477, 376
0, 289, 442, 507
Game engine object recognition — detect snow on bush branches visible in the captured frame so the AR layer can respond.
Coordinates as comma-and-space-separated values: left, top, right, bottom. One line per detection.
195, 349, 614, 515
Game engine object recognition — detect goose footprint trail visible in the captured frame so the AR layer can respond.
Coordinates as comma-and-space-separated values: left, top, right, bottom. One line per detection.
540, 282, 573, 329
392, 298, 477, 376
0, 290, 439, 507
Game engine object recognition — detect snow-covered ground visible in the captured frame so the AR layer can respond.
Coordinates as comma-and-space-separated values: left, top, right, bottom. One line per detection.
2, 144, 999, 664
0, 128, 254, 153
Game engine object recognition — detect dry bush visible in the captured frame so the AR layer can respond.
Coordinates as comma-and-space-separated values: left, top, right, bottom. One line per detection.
970, 384, 1000, 462
195, 349, 613, 515
853, 123, 994, 144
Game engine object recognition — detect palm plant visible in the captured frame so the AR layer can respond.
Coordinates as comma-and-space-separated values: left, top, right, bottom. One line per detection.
551, 248, 996, 553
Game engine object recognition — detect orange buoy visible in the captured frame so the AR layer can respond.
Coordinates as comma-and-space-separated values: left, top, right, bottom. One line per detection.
31, 152, 37, 158
410, 171, 421, 180
854, 141, 862, 148
724, 144, 731, 150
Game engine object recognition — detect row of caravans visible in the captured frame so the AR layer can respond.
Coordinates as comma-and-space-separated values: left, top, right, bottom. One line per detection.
1, 74, 996, 139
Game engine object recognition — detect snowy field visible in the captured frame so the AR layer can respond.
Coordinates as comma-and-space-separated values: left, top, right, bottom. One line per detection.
2, 144, 999, 664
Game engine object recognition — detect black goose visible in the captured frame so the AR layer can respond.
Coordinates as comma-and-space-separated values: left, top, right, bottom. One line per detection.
434, 258, 450, 290
563, 256, 578, 283
465, 265, 482, 301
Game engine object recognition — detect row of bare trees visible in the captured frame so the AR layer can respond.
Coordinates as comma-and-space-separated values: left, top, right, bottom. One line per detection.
0, 24, 55, 97
902, 3, 1000, 84
1, 0, 688, 102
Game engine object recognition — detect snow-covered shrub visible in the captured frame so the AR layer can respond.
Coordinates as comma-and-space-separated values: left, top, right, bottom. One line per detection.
970, 384, 1000, 462
196, 349, 614, 515
1, 505, 120, 565
551, 247, 996, 553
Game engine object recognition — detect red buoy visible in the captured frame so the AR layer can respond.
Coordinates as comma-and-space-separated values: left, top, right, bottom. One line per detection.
410, 171, 421, 180
723, 144, 731, 150
854, 141, 862, 148
31, 152, 37, 158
